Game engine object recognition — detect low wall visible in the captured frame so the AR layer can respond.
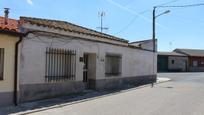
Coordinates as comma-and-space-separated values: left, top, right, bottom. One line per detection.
89, 75, 157, 90
19, 75, 156, 103
19, 81, 86, 102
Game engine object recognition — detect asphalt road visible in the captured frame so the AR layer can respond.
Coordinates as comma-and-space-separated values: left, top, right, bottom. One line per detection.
28, 73, 204, 115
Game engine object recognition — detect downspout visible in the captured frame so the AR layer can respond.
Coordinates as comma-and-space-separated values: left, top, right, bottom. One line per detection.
14, 35, 23, 106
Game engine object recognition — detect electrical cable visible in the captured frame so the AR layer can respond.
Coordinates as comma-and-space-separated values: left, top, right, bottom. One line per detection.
157, 3, 204, 8
115, 0, 180, 35
116, 10, 149, 35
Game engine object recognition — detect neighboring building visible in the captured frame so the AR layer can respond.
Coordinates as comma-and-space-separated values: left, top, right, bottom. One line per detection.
158, 49, 204, 72
174, 49, 204, 72
16, 17, 157, 103
130, 39, 157, 51
157, 52, 188, 72
0, 9, 21, 106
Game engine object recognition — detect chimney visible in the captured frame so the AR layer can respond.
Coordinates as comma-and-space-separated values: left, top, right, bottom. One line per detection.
4, 8, 9, 25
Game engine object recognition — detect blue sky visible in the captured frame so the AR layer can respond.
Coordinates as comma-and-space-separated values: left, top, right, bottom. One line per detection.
1, 0, 204, 51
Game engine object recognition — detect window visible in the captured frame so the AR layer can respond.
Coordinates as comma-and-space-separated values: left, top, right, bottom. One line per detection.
0, 48, 4, 80
45, 48, 76, 82
105, 54, 122, 76
171, 60, 175, 64
193, 60, 198, 67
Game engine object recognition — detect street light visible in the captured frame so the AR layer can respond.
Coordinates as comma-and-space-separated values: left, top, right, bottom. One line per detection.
152, 7, 170, 88
153, 7, 170, 52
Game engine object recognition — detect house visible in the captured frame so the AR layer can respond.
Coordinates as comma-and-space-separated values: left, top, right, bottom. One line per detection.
0, 9, 22, 106
130, 39, 157, 51
174, 49, 204, 72
15, 17, 157, 103
157, 52, 188, 72
158, 49, 204, 72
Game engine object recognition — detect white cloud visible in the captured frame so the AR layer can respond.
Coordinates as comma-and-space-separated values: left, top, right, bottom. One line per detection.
27, 0, 33, 5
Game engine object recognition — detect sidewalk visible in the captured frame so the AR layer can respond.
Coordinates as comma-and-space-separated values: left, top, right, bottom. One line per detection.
157, 77, 171, 83
0, 77, 170, 115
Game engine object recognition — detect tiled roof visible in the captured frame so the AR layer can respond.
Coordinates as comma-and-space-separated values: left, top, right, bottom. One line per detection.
20, 17, 128, 43
130, 39, 155, 44
174, 49, 204, 57
158, 51, 187, 57
0, 16, 18, 32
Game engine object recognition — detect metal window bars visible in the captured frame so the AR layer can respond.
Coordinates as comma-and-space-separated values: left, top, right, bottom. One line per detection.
105, 54, 122, 76
45, 47, 76, 82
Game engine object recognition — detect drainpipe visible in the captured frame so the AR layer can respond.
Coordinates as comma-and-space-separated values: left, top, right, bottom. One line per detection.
14, 35, 23, 106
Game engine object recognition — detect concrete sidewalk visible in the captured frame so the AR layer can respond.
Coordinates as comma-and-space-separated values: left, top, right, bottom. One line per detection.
157, 77, 171, 83
0, 77, 170, 115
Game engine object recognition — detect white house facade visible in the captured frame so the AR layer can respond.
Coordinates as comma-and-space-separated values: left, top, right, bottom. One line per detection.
17, 17, 157, 102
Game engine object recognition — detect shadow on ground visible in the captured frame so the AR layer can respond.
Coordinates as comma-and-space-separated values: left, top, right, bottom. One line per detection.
0, 84, 152, 115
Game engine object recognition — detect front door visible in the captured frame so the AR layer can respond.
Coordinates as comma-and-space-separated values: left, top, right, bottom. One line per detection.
83, 54, 88, 83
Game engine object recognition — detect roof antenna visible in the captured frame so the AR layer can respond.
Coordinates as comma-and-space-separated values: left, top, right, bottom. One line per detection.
4, 8, 10, 25
96, 11, 108, 33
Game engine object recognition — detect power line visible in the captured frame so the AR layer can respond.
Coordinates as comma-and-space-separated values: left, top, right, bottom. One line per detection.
157, 3, 204, 8
115, 0, 180, 35
157, 0, 180, 6
116, 10, 149, 35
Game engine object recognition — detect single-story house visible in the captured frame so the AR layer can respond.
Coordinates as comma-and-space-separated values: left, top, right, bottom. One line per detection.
0, 11, 157, 106
157, 52, 188, 72
16, 17, 157, 103
174, 49, 204, 72
158, 49, 204, 72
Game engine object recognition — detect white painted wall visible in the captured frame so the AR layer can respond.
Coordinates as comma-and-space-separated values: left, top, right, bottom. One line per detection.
130, 40, 157, 51
168, 56, 188, 71
19, 25, 156, 85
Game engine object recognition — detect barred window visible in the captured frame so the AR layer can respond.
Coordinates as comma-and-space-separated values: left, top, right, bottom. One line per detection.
105, 54, 122, 76
45, 48, 76, 82
0, 48, 4, 80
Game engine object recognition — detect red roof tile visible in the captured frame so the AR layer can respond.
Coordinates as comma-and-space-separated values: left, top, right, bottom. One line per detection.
20, 17, 129, 43
0, 16, 18, 32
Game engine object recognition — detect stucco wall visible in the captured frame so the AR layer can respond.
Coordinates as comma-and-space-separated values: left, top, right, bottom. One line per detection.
0, 34, 19, 106
168, 56, 188, 72
19, 33, 156, 85
130, 40, 157, 51
0, 34, 18, 93
18, 24, 157, 102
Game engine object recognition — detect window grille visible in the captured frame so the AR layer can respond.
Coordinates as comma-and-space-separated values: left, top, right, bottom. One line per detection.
45, 47, 76, 82
105, 54, 122, 76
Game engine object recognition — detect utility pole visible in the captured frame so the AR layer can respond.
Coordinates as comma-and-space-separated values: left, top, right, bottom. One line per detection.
152, 6, 170, 88
153, 7, 156, 53
152, 7, 156, 88
97, 11, 108, 33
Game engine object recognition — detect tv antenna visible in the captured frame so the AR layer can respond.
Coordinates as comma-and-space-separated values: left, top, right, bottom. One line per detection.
97, 11, 108, 33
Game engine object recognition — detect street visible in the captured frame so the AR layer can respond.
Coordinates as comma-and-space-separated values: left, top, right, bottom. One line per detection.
21, 72, 204, 115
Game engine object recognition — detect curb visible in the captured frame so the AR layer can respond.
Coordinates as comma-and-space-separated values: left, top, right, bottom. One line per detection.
17, 78, 171, 115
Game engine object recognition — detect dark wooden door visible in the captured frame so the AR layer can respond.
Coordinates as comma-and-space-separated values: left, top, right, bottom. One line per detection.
83, 54, 88, 82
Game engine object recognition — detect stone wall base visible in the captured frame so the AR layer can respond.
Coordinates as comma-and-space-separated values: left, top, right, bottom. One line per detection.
0, 91, 13, 107
89, 75, 157, 90
19, 75, 156, 103
19, 81, 86, 102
